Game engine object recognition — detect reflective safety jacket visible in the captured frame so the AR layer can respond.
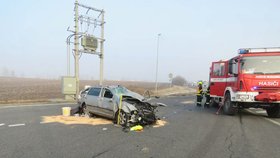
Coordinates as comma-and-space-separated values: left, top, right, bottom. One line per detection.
197, 85, 203, 96
206, 87, 210, 96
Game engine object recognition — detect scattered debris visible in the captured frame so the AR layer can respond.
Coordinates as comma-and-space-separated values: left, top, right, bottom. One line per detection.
130, 125, 143, 131
102, 127, 108, 131
141, 147, 149, 153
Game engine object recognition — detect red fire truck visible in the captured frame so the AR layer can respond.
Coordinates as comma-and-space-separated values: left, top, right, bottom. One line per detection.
209, 47, 280, 118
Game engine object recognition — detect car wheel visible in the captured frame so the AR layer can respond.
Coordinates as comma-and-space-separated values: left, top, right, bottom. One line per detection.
223, 93, 237, 115
266, 105, 280, 118
82, 104, 92, 117
115, 110, 128, 127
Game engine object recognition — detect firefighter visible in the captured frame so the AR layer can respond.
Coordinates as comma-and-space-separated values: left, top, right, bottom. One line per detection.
204, 86, 210, 108
196, 81, 203, 106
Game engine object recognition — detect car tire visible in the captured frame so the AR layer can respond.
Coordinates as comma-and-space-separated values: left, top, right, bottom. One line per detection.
115, 110, 128, 127
223, 93, 237, 115
266, 105, 280, 118
82, 104, 92, 117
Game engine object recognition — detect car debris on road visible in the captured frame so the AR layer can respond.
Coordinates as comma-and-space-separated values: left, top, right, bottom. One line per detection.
130, 125, 143, 131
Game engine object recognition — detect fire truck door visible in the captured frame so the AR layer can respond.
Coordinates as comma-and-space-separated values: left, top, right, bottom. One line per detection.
210, 62, 227, 97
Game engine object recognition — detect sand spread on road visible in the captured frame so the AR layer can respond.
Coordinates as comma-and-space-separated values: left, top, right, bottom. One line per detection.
42, 115, 168, 128
42, 115, 112, 125
181, 100, 195, 104
153, 120, 168, 128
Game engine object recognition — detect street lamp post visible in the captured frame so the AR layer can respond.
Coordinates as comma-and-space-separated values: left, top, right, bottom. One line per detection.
155, 33, 161, 96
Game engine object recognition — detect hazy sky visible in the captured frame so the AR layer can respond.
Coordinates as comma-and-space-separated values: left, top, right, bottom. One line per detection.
1, 0, 280, 82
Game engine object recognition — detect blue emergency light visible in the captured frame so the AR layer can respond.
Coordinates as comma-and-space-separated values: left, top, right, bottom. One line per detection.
238, 47, 280, 54
238, 49, 249, 54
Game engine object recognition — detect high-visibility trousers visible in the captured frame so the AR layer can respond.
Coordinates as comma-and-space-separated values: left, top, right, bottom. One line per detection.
196, 94, 202, 106
205, 94, 210, 107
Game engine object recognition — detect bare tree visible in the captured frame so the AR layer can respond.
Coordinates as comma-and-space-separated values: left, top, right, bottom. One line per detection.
1, 67, 9, 76
171, 75, 187, 86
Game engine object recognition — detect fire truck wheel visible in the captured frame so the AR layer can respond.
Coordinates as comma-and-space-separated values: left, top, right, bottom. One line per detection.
223, 93, 237, 115
266, 105, 280, 118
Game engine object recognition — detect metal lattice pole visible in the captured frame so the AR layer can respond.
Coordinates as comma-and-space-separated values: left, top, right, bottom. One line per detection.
66, 0, 105, 98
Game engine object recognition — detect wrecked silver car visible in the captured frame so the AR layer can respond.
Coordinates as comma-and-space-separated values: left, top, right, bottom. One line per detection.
77, 85, 164, 126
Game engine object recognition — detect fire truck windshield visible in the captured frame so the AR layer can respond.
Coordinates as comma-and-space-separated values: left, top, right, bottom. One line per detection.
240, 56, 280, 74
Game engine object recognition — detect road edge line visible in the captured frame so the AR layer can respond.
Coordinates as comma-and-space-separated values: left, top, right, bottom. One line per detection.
245, 109, 280, 127
263, 118, 280, 127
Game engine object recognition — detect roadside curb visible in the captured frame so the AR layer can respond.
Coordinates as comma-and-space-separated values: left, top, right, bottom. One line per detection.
0, 102, 77, 109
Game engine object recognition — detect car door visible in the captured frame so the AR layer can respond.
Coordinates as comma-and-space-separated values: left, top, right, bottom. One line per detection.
86, 87, 102, 113
99, 88, 115, 119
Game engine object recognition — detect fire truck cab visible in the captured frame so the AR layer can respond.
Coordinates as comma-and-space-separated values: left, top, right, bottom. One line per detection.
209, 47, 280, 118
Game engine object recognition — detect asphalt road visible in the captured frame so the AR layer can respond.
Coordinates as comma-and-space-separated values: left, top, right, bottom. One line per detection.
0, 96, 280, 158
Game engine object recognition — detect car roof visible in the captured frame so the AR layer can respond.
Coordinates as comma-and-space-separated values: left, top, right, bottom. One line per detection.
87, 85, 123, 90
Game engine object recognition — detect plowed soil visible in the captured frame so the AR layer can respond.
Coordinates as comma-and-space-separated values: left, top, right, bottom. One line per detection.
0, 77, 172, 104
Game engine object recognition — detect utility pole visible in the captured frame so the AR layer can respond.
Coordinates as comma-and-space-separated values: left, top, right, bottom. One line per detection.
155, 33, 161, 96
74, 0, 80, 98
99, 11, 105, 86
67, 43, 70, 76
64, 0, 105, 100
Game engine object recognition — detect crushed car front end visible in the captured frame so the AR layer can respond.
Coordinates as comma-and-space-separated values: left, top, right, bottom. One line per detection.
120, 96, 158, 126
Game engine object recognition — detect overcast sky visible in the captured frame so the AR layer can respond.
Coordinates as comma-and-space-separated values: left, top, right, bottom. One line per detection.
1, 0, 280, 82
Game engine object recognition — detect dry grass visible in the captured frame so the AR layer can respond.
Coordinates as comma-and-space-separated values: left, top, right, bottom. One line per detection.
156, 86, 196, 96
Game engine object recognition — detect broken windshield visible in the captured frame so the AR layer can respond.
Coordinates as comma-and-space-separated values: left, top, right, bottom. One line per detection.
240, 56, 280, 74
111, 86, 144, 101
112, 86, 129, 95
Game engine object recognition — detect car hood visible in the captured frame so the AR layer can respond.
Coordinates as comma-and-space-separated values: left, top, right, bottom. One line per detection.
116, 91, 145, 101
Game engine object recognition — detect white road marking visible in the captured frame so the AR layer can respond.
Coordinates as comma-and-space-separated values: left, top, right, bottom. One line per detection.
245, 109, 280, 127
244, 109, 258, 115
264, 118, 280, 127
254, 110, 267, 114
181, 101, 194, 104
8, 123, 25, 127
0, 123, 5, 126
40, 122, 48, 124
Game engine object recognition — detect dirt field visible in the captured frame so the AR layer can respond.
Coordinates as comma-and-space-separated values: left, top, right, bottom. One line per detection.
0, 77, 187, 104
